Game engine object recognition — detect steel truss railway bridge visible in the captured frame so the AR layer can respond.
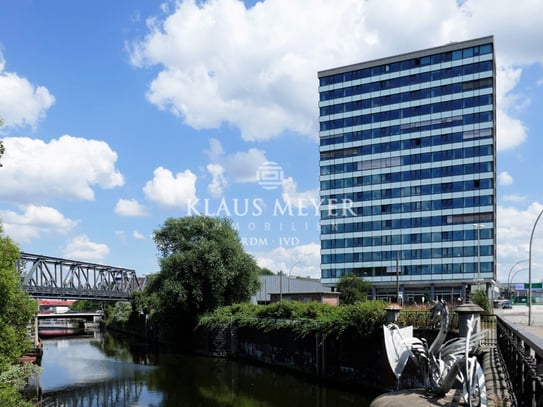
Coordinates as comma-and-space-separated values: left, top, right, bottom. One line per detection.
18, 252, 142, 301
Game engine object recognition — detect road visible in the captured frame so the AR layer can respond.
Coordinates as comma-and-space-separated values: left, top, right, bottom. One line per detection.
494, 304, 543, 338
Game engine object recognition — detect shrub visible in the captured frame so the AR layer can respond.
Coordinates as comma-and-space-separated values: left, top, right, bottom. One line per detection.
198, 300, 388, 338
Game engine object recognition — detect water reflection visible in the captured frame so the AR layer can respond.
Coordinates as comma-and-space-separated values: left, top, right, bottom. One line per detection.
40, 332, 374, 406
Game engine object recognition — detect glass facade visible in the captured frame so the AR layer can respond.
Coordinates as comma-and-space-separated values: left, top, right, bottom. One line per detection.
318, 37, 496, 302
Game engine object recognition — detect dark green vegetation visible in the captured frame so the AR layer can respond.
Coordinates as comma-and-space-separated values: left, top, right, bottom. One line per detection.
70, 299, 107, 312
258, 266, 274, 275
471, 288, 492, 313
198, 300, 388, 338
336, 273, 373, 304
0, 225, 39, 407
113, 215, 388, 344
132, 216, 261, 339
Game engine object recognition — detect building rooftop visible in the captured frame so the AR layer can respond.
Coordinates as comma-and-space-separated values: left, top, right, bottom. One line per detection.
251, 275, 332, 304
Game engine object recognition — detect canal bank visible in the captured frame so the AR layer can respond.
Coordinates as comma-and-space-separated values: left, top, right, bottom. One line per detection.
38, 330, 376, 406
105, 303, 525, 406
186, 305, 521, 407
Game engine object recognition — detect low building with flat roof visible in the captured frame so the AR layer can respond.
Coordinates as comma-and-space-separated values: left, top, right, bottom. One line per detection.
251, 275, 332, 304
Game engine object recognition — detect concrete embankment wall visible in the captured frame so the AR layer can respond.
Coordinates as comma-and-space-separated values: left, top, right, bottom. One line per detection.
191, 325, 514, 406
110, 317, 512, 405
191, 325, 445, 392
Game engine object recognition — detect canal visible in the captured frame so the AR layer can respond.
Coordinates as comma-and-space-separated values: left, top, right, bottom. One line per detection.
38, 331, 377, 406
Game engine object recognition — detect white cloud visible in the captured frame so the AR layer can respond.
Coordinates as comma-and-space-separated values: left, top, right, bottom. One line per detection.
63, 234, 110, 262
495, 66, 528, 151
132, 230, 145, 239
502, 194, 527, 203
205, 137, 224, 162
224, 147, 268, 183
252, 243, 321, 279
0, 204, 77, 244
115, 198, 148, 216
143, 166, 197, 207
206, 163, 227, 198
281, 177, 319, 213
204, 138, 269, 192
128, 0, 543, 147
0, 51, 55, 130
496, 202, 543, 283
498, 171, 513, 186
0, 135, 124, 203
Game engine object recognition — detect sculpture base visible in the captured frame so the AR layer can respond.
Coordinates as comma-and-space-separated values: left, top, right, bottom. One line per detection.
370, 388, 460, 407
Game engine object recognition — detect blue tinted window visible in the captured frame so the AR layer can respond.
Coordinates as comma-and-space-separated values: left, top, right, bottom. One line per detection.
479, 44, 492, 55
371, 66, 381, 76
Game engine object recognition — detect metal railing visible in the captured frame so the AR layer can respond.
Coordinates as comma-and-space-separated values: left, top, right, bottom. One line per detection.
399, 310, 497, 347
18, 252, 141, 301
496, 315, 543, 407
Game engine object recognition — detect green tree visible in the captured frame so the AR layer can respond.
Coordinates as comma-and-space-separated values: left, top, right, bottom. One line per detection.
258, 266, 274, 275
147, 215, 260, 334
0, 224, 39, 406
0, 226, 37, 369
336, 273, 372, 305
70, 299, 107, 312
471, 288, 491, 314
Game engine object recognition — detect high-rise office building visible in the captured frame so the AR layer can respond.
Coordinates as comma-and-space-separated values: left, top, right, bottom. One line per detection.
318, 36, 496, 303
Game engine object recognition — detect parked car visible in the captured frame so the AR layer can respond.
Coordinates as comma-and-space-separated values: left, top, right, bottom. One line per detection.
502, 301, 512, 309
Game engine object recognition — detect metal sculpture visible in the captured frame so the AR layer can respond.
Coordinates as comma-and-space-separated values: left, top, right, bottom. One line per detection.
383, 300, 488, 406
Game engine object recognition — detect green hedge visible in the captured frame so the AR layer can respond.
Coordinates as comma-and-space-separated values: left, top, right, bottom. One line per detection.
198, 300, 388, 338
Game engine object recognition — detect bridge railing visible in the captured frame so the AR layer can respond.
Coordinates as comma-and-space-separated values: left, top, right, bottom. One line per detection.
496, 315, 543, 407
399, 310, 497, 346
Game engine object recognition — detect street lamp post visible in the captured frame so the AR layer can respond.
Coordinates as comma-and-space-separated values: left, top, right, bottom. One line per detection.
509, 268, 528, 299
287, 261, 302, 292
528, 208, 543, 326
279, 270, 283, 302
507, 260, 528, 299
473, 224, 484, 289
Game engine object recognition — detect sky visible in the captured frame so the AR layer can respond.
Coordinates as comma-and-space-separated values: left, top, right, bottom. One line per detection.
1, 0, 543, 285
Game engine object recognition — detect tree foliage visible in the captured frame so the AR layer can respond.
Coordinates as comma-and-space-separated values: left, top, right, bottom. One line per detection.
141, 216, 260, 332
471, 288, 491, 314
70, 299, 107, 312
0, 364, 36, 407
258, 266, 274, 275
336, 273, 373, 305
0, 224, 39, 406
0, 226, 37, 370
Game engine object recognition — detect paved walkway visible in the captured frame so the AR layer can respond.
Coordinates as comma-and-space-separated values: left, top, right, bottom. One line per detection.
494, 304, 543, 347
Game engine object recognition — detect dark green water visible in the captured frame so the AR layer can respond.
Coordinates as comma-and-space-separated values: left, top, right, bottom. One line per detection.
38, 331, 377, 406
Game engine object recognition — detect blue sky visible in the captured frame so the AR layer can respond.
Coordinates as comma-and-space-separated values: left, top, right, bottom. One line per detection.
1, 0, 542, 284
